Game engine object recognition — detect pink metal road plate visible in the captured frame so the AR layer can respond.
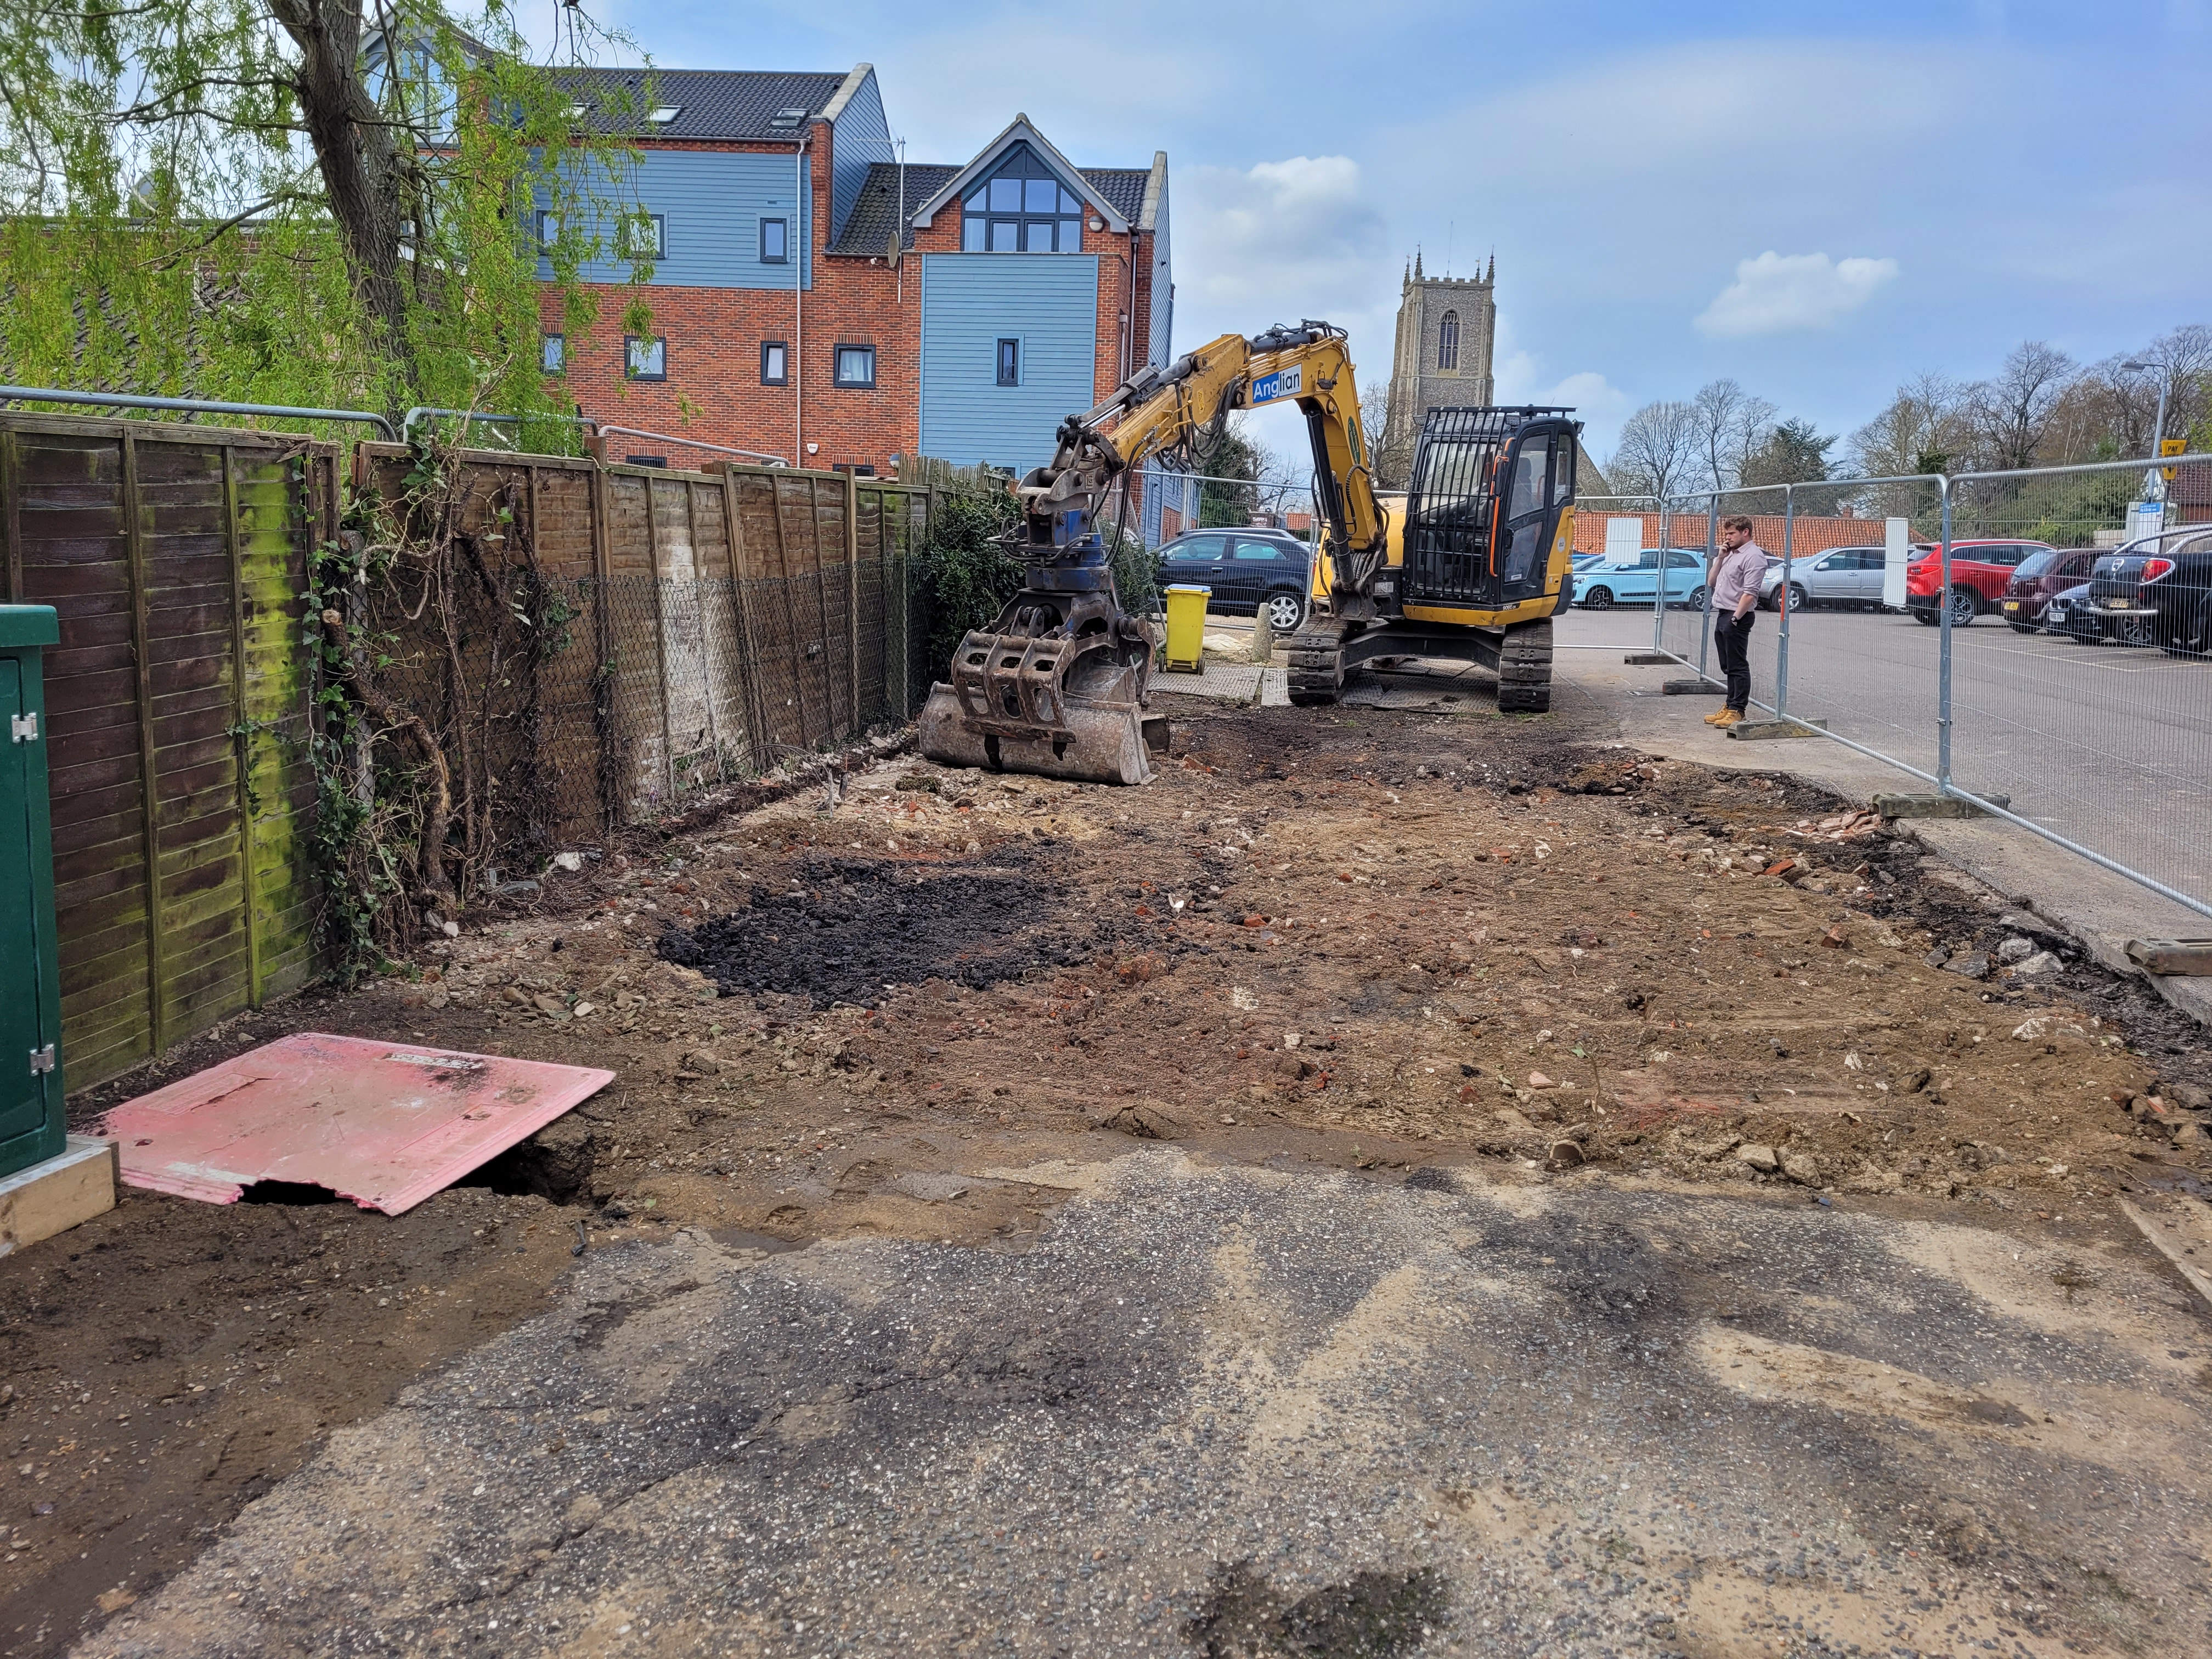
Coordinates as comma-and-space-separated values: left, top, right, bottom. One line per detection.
94, 1033, 615, 1216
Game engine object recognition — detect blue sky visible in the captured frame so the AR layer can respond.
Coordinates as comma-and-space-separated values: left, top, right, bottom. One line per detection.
524, 0, 2212, 460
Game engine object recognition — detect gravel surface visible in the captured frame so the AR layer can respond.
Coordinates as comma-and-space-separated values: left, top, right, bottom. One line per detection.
86, 1152, 2212, 1658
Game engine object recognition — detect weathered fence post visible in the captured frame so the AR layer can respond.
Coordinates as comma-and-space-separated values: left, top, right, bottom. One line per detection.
220, 444, 262, 1007
845, 467, 861, 735
590, 461, 619, 831
121, 431, 169, 1052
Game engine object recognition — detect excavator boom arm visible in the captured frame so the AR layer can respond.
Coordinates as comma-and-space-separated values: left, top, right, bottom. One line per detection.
1032, 323, 1388, 617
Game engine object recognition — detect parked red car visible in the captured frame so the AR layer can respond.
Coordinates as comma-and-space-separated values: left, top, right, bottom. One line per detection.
1999, 547, 2100, 633
1905, 539, 2060, 627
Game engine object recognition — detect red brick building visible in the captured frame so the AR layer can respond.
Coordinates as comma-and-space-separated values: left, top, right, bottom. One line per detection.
541, 66, 1173, 504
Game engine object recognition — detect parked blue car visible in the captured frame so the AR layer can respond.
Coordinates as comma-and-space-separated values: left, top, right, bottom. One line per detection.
1571, 548, 1708, 611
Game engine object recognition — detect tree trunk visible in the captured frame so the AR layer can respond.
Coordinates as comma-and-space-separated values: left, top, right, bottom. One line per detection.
264, 0, 420, 406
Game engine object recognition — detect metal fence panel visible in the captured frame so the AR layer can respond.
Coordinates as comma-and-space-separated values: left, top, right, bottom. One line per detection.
1630, 456, 2211, 918
1940, 455, 2212, 913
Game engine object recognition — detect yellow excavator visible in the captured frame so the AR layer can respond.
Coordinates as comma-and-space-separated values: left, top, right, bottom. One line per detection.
916, 320, 1583, 784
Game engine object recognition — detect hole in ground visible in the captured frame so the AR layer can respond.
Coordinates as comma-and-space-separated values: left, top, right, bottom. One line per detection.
238, 1180, 345, 1206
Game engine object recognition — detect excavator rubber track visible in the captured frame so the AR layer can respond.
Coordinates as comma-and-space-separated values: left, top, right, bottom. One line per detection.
1283, 622, 1348, 705
1279, 617, 1555, 712
1492, 620, 1553, 713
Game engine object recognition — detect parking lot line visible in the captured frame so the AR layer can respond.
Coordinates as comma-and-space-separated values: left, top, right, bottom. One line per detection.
1951, 639, 2162, 673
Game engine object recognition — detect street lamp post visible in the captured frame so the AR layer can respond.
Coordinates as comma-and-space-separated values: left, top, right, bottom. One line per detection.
2121, 357, 2172, 502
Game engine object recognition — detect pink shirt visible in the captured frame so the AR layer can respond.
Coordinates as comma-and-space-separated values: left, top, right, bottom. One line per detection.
1712, 541, 1767, 611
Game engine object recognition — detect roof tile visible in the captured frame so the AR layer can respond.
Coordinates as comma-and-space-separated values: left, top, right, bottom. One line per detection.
554, 67, 848, 142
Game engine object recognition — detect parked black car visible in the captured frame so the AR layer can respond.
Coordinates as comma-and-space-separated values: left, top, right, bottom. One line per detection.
2044, 582, 2098, 644
2086, 529, 2212, 652
1156, 528, 1312, 633
2125, 527, 2212, 658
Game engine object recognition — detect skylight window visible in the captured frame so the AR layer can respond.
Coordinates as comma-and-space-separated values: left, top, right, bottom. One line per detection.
768, 108, 808, 128
646, 106, 681, 125
566, 102, 588, 119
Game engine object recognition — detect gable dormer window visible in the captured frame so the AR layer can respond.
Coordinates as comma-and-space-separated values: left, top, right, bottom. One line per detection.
961, 142, 1086, 253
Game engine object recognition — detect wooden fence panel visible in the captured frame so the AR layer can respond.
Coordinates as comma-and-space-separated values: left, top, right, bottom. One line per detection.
0, 414, 326, 1093
523, 462, 606, 849
650, 475, 718, 796
233, 447, 320, 1005
731, 470, 809, 755
691, 481, 754, 774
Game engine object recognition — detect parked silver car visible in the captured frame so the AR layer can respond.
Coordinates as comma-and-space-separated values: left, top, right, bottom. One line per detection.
1759, 545, 1888, 611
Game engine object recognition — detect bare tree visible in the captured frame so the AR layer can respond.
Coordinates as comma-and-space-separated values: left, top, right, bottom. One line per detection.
2130, 324, 2212, 450
1688, 379, 1778, 492
1605, 400, 1700, 501
1358, 375, 1392, 485
1849, 373, 1971, 478
1965, 340, 2076, 472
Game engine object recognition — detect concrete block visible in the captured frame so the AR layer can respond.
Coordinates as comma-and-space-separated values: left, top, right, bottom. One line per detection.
1726, 718, 1831, 741
1623, 652, 1673, 664
1662, 677, 1723, 695
0, 1135, 117, 1258
1874, 792, 2012, 819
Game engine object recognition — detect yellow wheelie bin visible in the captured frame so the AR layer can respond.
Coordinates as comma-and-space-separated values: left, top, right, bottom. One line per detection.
1162, 584, 1209, 673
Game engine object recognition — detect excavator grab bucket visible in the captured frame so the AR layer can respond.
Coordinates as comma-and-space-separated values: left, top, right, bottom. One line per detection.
916, 580, 1161, 786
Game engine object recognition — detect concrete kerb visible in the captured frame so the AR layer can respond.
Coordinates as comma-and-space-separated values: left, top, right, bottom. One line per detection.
1582, 647, 2212, 1029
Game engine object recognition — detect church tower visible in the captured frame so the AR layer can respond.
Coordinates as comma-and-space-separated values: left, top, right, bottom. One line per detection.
1376, 251, 1497, 489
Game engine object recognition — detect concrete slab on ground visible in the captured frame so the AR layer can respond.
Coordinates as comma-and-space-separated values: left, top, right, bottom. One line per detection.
86, 1150, 2212, 1658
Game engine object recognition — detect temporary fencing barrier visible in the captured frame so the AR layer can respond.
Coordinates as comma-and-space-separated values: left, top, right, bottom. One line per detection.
1621, 456, 2212, 918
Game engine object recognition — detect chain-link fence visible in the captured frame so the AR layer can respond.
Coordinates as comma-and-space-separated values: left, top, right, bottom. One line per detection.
1619, 456, 2212, 918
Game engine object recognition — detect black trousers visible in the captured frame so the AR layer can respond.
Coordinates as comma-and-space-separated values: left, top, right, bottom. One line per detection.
1714, 611, 1754, 712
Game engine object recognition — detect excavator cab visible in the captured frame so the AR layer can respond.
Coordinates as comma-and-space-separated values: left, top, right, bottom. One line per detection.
1402, 407, 1580, 613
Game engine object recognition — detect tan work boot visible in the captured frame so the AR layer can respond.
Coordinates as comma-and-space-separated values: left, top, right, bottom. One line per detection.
1713, 709, 1745, 729
1702, 707, 1731, 725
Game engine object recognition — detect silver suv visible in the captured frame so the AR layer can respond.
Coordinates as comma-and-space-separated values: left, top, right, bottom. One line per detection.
1759, 545, 1888, 611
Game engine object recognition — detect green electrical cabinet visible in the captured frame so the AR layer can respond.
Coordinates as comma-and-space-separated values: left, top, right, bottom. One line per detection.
0, 605, 64, 1180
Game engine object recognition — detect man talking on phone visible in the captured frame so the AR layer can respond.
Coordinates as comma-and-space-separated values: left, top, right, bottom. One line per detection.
1706, 516, 1767, 730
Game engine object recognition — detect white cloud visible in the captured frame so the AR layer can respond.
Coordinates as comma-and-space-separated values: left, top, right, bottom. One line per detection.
1695, 252, 1901, 337
1492, 332, 1633, 453
1175, 155, 1387, 328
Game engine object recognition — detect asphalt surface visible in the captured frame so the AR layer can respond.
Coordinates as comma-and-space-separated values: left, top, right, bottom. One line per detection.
87, 1150, 2212, 1658
1565, 603, 2211, 913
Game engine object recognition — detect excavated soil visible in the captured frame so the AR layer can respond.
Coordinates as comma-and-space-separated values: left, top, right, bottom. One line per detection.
10, 695, 2209, 1658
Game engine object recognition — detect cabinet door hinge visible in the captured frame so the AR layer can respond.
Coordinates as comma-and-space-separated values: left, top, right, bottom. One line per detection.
9, 712, 35, 743
29, 1044, 56, 1075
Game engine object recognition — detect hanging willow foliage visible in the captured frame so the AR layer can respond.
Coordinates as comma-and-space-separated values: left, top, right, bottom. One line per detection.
0, 0, 660, 433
